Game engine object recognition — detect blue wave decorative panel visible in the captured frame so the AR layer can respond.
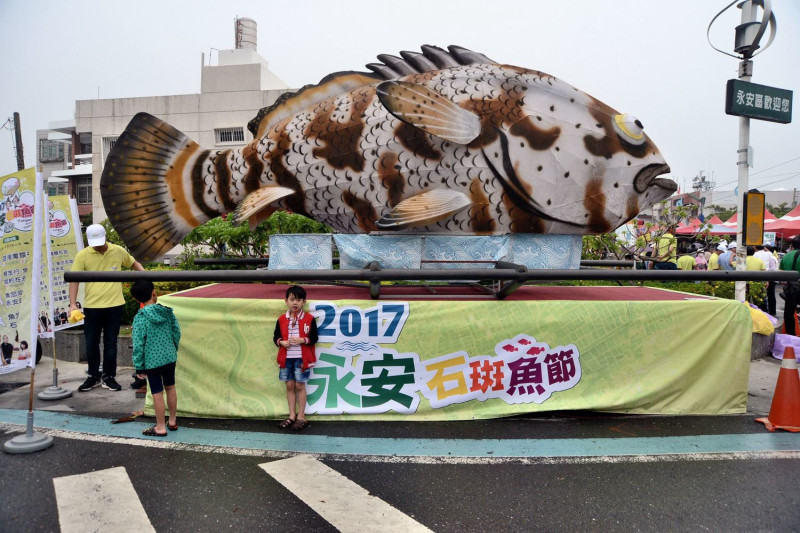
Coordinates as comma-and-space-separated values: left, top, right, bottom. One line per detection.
422, 235, 512, 269
268, 234, 333, 270
334, 235, 422, 270
269, 234, 581, 271
510, 234, 581, 269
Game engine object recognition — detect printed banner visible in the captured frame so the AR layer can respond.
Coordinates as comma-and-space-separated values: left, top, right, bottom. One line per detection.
0, 168, 39, 373
156, 288, 752, 420
43, 195, 84, 335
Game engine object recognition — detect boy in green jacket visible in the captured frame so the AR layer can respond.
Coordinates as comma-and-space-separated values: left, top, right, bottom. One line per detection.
131, 280, 182, 437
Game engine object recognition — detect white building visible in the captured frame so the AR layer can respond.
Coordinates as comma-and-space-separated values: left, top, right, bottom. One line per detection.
69, 18, 292, 247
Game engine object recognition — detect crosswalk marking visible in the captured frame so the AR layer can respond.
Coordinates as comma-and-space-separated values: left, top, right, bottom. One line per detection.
53, 466, 155, 533
261, 455, 433, 533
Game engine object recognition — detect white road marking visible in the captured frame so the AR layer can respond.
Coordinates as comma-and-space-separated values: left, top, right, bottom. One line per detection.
261, 455, 434, 533
53, 466, 155, 533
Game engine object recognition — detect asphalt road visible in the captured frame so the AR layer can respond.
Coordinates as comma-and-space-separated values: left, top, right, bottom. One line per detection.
1, 356, 798, 532
1, 414, 799, 532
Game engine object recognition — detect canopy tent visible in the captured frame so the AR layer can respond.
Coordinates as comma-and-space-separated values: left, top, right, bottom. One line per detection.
706, 215, 724, 224
721, 213, 738, 228
675, 224, 736, 236
719, 209, 777, 229
765, 204, 800, 237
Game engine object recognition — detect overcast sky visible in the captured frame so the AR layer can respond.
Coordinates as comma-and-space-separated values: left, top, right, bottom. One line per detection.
2, 0, 798, 205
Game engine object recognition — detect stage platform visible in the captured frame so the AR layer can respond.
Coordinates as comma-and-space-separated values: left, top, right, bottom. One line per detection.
156, 284, 753, 421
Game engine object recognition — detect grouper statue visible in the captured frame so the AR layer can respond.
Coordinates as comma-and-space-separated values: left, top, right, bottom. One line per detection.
101, 45, 676, 262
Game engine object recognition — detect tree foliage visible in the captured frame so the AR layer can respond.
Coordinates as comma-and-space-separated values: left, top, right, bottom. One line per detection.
767, 202, 792, 218
178, 211, 331, 268
706, 204, 736, 222
581, 201, 720, 262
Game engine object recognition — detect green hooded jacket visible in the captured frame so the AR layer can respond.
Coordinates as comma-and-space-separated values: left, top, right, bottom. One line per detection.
132, 303, 181, 372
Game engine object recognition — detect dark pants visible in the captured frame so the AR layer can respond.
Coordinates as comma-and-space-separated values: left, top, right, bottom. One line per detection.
765, 281, 776, 316
84, 305, 124, 378
784, 292, 798, 336
653, 261, 678, 270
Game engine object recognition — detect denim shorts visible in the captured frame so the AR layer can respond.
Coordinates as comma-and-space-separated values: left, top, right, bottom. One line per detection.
279, 358, 311, 383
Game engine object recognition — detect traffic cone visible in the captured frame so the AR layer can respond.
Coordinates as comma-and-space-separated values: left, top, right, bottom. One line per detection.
780, 310, 800, 335
755, 347, 800, 432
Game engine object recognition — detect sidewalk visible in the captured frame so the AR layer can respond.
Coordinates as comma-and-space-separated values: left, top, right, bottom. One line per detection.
0, 355, 784, 419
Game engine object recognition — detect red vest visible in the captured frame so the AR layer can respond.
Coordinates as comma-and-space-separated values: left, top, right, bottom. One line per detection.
275, 312, 317, 370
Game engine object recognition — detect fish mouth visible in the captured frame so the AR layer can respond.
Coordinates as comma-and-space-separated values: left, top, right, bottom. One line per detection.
633, 163, 674, 194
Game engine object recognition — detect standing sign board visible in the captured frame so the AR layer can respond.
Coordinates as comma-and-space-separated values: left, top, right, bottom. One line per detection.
0, 168, 40, 372
0, 169, 84, 374
42, 195, 84, 336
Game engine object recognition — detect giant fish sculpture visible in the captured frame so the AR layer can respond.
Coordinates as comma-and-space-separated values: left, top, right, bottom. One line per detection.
101, 45, 675, 262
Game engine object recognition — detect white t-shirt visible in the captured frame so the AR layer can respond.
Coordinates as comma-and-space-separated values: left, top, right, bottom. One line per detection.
755, 249, 778, 271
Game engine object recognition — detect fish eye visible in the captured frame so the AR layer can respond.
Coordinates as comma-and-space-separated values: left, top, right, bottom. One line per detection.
612, 114, 646, 146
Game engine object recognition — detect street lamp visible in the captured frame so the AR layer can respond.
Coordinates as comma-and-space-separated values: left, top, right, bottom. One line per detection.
708, 0, 777, 302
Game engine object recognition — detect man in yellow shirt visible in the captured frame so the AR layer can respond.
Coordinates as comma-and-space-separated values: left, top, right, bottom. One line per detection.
708, 244, 724, 270
653, 225, 678, 270
745, 246, 765, 271
677, 253, 696, 271
70, 224, 144, 392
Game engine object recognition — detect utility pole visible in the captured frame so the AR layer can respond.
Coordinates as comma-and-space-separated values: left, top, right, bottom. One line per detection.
13, 112, 24, 171
708, 0, 780, 302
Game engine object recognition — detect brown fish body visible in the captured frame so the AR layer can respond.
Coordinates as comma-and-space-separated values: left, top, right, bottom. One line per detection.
102, 46, 675, 262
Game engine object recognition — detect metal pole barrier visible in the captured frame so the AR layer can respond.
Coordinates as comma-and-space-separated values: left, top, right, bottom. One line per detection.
65, 268, 798, 283
192, 258, 637, 269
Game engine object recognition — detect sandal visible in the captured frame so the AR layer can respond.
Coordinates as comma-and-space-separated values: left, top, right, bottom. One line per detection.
278, 418, 295, 429
168, 422, 178, 431
291, 419, 309, 432
142, 426, 167, 437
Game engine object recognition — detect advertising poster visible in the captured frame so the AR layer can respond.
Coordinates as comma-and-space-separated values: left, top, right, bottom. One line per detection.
42, 194, 84, 336
0, 168, 40, 373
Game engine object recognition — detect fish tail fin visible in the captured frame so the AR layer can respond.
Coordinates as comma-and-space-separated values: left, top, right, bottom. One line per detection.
100, 112, 211, 263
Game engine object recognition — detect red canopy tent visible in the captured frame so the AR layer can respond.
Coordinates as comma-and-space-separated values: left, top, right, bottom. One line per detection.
706, 215, 724, 224
721, 209, 777, 228
721, 213, 737, 228
765, 204, 800, 237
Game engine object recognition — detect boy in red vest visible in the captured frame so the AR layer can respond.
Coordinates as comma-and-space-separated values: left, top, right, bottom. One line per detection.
273, 285, 318, 431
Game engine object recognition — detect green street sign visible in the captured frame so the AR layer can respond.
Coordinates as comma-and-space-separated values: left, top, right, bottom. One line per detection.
726, 79, 792, 124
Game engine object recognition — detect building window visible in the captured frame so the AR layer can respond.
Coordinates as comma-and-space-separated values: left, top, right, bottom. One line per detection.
215, 127, 245, 144
102, 136, 118, 161
47, 183, 68, 196
39, 139, 65, 163
77, 177, 92, 204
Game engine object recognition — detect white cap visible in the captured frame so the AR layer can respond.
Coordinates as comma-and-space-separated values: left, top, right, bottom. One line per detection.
716, 244, 727, 252
728, 241, 738, 249
86, 224, 106, 247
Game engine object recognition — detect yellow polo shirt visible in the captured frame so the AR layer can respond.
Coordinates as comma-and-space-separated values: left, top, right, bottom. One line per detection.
71, 243, 136, 308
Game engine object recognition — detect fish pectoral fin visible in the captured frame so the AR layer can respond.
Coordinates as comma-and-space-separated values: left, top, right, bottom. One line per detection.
376, 189, 471, 229
232, 186, 296, 227
247, 207, 279, 232
376, 80, 480, 145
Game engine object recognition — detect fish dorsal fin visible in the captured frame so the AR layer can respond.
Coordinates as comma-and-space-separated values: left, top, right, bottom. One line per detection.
248, 71, 381, 138
376, 189, 471, 230
377, 81, 480, 144
367, 45, 497, 81
247, 46, 496, 138
232, 186, 296, 227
